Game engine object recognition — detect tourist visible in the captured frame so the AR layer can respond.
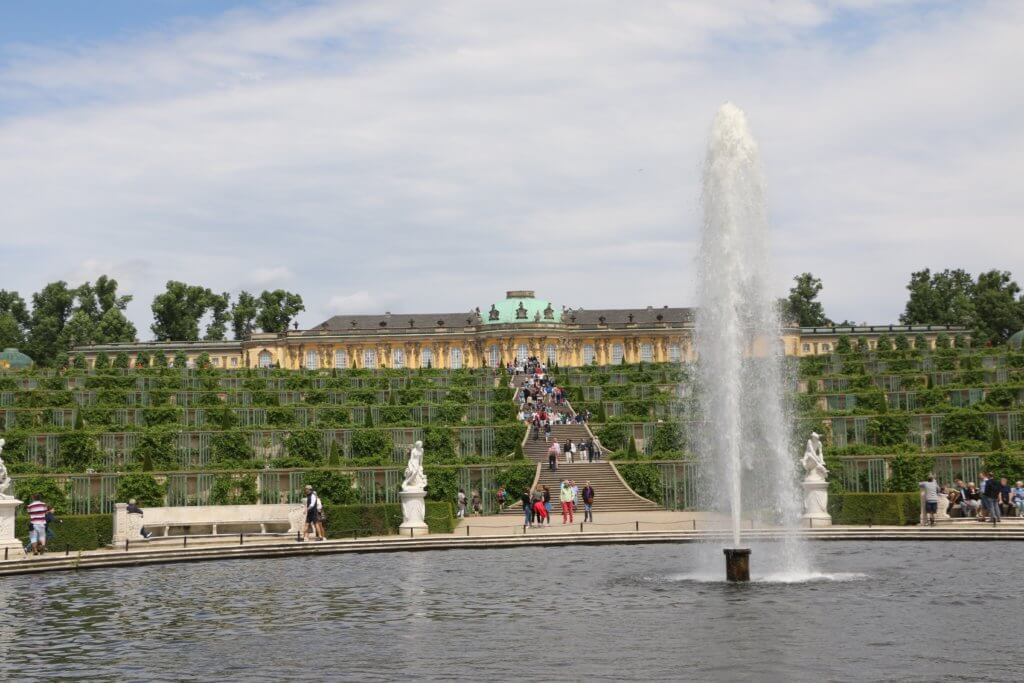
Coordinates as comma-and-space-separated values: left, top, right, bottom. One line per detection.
998, 477, 1013, 517
569, 440, 577, 463
1012, 481, 1024, 517
582, 481, 595, 522
496, 485, 507, 509
456, 489, 467, 519
559, 481, 574, 524
521, 489, 533, 527
542, 485, 552, 524
532, 495, 548, 526
564, 439, 573, 464
27, 494, 48, 555
980, 472, 1000, 524
126, 499, 154, 539
548, 441, 559, 471
532, 488, 544, 525
961, 482, 982, 518
918, 475, 941, 527
303, 485, 321, 541
471, 490, 482, 516
543, 420, 552, 441
571, 480, 579, 512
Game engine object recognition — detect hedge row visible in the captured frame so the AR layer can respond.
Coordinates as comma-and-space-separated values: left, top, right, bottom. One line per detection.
15, 514, 114, 551
827, 493, 921, 526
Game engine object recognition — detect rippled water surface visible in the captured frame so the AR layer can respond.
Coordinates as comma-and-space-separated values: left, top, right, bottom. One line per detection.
1, 541, 1020, 681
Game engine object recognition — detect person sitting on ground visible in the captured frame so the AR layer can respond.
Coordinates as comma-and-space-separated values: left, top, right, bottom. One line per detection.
126, 499, 153, 539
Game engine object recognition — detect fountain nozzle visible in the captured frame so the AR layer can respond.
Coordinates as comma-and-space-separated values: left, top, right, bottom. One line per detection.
724, 548, 751, 582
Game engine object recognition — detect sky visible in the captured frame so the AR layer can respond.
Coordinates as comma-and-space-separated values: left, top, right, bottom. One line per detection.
1, 0, 1021, 338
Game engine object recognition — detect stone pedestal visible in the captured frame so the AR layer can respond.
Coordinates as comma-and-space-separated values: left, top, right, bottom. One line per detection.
0, 498, 23, 557
801, 478, 832, 528
920, 491, 951, 525
399, 490, 429, 537
723, 548, 751, 582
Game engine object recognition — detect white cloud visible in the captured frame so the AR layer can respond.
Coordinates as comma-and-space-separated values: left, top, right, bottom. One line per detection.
0, 0, 1021, 337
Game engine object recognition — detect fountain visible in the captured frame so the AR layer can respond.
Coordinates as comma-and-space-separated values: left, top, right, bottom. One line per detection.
694, 103, 809, 581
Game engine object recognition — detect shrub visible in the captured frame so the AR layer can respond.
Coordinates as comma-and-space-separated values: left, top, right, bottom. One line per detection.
941, 410, 991, 443
285, 429, 323, 462
94, 352, 110, 370
113, 352, 131, 369
884, 453, 932, 493
115, 473, 166, 507
134, 429, 177, 471
983, 451, 1024, 482
210, 429, 254, 465
425, 467, 460, 503
422, 426, 456, 461
350, 429, 392, 460
16, 513, 113, 550
651, 422, 684, 453
209, 473, 258, 505
303, 471, 359, 505
867, 414, 909, 447
615, 463, 662, 503
494, 462, 536, 501
60, 431, 101, 471
13, 476, 70, 513
596, 423, 628, 450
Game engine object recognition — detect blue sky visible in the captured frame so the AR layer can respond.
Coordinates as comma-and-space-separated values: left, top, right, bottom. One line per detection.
0, 1, 1021, 338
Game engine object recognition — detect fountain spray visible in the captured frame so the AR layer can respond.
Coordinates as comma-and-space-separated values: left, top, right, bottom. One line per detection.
694, 103, 807, 582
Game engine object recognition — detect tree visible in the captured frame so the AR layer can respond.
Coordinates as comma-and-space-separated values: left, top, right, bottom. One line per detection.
782, 273, 832, 327
151, 281, 212, 341
0, 290, 30, 348
26, 281, 76, 365
231, 291, 259, 340
900, 268, 975, 327
61, 276, 137, 347
205, 292, 231, 341
256, 290, 305, 333
971, 270, 1024, 345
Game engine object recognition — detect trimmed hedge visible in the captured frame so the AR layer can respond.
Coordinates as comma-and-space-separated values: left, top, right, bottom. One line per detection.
322, 501, 455, 537
828, 493, 920, 526
15, 514, 114, 551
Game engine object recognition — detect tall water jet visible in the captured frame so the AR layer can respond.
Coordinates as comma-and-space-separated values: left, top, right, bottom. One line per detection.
694, 103, 808, 579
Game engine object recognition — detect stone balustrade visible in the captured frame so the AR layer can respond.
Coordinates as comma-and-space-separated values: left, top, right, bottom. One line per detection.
114, 503, 305, 543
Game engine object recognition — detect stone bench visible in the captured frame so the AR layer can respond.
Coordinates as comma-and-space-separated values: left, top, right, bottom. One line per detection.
113, 503, 306, 543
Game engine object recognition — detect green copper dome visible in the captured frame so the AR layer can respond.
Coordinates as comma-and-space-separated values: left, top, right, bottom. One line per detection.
0, 348, 33, 369
483, 291, 557, 324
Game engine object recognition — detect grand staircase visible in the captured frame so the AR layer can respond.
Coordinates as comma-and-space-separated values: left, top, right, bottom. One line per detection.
502, 372, 661, 514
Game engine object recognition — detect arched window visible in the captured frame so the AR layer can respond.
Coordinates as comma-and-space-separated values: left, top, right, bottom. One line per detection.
334, 349, 348, 369
305, 350, 318, 370
545, 344, 557, 366
488, 345, 500, 368
258, 351, 272, 368
363, 349, 377, 369
612, 343, 624, 365
516, 344, 529, 364
583, 344, 595, 365
668, 344, 682, 363
393, 348, 405, 369
640, 343, 653, 363
420, 347, 434, 368
450, 347, 463, 369
802, 343, 811, 353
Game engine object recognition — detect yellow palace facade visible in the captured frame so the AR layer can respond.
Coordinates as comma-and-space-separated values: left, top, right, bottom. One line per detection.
73, 290, 965, 370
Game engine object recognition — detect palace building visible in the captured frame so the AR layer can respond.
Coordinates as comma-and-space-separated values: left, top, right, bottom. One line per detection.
73, 290, 966, 370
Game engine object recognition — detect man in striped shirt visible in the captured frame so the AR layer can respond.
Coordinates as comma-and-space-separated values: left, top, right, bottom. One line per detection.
27, 494, 48, 555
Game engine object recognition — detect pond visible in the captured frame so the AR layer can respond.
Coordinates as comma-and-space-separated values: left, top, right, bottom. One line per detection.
1, 541, 1019, 681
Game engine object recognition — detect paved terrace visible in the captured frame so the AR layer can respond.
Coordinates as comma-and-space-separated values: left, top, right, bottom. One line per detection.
2, 511, 1023, 577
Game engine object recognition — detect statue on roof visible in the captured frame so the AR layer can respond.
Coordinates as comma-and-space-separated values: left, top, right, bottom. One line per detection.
489, 304, 499, 321
543, 304, 554, 320
516, 302, 527, 320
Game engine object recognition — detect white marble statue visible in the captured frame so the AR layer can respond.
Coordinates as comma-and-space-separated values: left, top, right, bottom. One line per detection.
399, 441, 429, 536
402, 441, 428, 492
801, 432, 829, 482
0, 438, 14, 500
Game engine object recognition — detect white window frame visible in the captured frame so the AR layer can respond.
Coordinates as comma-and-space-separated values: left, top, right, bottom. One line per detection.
230, 357, 239, 368
334, 349, 348, 369
258, 351, 272, 368
450, 347, 463, 369
305, 350, 319, 370
802, 343, 810, 353
612, 343, 624, 365
420, 348, 434, 368
488, 345, 500, 368
821, 343, 831, 352
583, 344, 595, 365
668, 344, 681, 363
393, 348, 405, 369
545, 344, 557, 366
640, 343, 653, 363
363, 349, 377, 369
516, 344, 529, 364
